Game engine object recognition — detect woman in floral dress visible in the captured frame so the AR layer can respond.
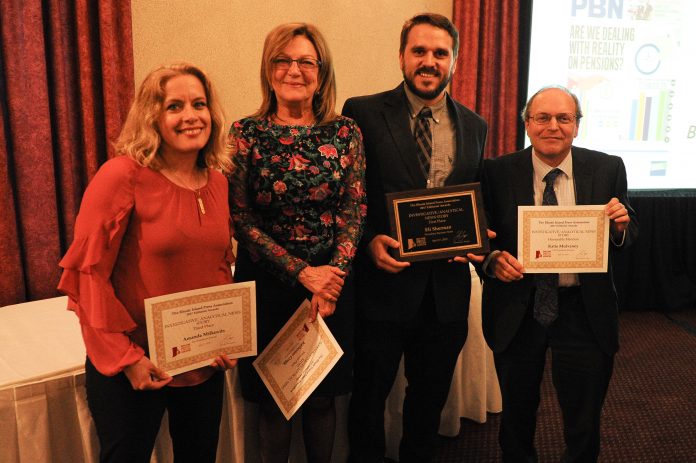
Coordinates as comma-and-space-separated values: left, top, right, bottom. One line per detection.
227, 23, 366, 463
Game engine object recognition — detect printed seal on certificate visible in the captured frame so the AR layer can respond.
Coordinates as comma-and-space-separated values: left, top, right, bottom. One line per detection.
386, 182, 489, 262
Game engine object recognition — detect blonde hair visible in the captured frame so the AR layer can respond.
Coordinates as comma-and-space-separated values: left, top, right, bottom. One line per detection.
253, 23, 338, 125
114, 62, 230, 172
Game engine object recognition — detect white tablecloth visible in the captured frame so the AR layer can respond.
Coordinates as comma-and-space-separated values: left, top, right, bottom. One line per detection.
0, 266, 500, 462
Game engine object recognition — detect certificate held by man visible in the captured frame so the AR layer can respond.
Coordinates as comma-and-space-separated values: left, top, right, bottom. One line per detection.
145, 282, 256, 376
518, 205, 610, 273
254, 300, 343, 420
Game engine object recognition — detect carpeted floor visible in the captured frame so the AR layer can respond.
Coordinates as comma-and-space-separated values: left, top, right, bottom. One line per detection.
433, 310, 696, 462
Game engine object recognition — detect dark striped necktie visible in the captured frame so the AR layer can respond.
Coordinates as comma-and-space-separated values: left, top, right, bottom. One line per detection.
534, 168, 562, 326
414, 107, 432, 180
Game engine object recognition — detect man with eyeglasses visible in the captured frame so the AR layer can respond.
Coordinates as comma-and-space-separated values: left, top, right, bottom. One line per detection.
480, 85, 639, 462
341, 12, 487, 463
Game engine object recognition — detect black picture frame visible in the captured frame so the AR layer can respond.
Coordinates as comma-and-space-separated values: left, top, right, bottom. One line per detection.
386, 183, 489, 262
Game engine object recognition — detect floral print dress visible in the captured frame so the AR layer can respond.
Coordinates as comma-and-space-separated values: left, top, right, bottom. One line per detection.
228, 116, 366, 285
227, 115, 366, 398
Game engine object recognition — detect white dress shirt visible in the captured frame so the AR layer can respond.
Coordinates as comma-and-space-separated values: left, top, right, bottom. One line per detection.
532, 150, 579, 287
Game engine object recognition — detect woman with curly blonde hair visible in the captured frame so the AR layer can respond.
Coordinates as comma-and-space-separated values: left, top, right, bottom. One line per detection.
58, 62, 236, 462
115, 62, 230, 172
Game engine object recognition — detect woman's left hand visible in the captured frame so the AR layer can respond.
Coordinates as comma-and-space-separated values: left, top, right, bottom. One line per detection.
210, 355, 238, 370
298, 265, 346, 301
309, 294, 336, 322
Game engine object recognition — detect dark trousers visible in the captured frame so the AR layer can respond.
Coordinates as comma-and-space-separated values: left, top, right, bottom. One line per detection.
348, 283, 467, 463
85, 359, 225, 463
495, 288, 614, 463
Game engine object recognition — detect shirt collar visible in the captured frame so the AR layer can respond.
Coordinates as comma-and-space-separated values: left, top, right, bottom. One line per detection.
403, 82, 447, 124
531, 148, 574, 181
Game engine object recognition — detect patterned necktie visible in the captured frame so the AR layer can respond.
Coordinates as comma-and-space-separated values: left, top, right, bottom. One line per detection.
534, 168, 562, 326
414, 107, 432, 179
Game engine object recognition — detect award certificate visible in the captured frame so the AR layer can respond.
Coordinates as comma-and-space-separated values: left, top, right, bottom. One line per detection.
254, 300, 343, 420
145, 282, 256, 376
386, 183, 489, 262
518, 205, 609, 273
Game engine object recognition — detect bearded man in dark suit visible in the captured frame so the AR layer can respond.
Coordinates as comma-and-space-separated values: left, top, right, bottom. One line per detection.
481, 86, 638, 462
342, 12, 488, 463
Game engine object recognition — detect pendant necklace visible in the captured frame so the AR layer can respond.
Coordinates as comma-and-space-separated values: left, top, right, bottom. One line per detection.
165, 166, 207, 215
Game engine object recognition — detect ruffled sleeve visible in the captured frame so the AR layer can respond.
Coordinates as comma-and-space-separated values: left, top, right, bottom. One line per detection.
58, 157, 144, 375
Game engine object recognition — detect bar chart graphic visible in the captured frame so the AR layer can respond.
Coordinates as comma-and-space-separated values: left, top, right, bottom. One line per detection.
628, 90, 670, 142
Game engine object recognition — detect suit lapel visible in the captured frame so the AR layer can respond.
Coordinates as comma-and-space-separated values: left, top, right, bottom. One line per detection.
572, 147, 593, 205
446, 95, 466, 184
514, 149, 536, 206
382, 86, 427, 188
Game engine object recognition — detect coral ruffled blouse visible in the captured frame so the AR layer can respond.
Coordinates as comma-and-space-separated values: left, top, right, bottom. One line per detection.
58, 156, 234, 387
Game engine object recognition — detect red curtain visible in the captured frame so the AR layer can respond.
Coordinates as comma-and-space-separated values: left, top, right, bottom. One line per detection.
452, 0, 522, 159
0, 0, 134, 306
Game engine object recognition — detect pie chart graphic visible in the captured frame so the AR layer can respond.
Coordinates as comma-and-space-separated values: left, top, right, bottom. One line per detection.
635, 43, 661, 75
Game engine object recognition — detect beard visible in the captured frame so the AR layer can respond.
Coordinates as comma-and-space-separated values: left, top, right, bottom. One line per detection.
403, 66, 452, 101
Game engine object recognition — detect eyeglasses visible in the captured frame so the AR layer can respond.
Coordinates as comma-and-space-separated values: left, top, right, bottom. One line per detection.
272, 57, 321, 71
528, 113, 578, 125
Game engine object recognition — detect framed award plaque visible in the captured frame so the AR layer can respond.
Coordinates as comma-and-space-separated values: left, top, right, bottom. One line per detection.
386, 183, 489, 262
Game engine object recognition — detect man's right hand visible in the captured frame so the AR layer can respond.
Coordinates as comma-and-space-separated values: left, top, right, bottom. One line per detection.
490, 250, 525, 282
367, 235, 410, 274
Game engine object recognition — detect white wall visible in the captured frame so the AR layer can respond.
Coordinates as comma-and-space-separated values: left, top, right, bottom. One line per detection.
131, 0, 453, 123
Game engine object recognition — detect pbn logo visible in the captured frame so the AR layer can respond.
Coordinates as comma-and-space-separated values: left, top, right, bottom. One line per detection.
571, 0, 624, 19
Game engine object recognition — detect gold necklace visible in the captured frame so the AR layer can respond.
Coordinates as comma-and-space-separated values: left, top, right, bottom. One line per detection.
165, 167, 207, 215
272, 113, 315, 126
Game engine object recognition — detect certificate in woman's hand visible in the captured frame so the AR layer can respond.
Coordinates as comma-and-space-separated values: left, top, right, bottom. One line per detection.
144, 282, 257, 376
253, 299, 343, 420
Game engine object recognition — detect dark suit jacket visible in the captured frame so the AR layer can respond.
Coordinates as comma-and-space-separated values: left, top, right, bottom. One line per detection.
342, 84, 487, 324
481, 146, 639, 355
